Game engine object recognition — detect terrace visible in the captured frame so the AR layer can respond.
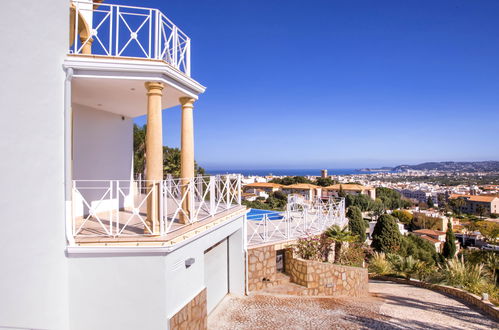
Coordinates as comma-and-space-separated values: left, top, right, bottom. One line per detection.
71, 175, 246, 246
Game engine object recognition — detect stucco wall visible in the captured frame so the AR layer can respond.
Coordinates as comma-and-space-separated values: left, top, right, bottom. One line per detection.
72, 104, 134, 215
73, 104, 133, 181
164, 217, 246, 319
69, 255, 168, 330
0, 1, 69, 329
67, 215, 246, 330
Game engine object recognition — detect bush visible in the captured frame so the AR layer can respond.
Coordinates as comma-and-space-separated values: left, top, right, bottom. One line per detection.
368, 252, 392, 275
440, 256, 485, 291
371, 214, 402, 253
399, 234, 437, 265
335, 243, 366, 267
292, 234, 332, 262
387, 254, 422, 279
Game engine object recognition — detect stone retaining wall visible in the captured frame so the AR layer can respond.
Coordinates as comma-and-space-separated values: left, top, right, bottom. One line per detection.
170, 289, 207, 330
247, 245, 277, 291
371, 275, 499, 322
285, 249, 368, 297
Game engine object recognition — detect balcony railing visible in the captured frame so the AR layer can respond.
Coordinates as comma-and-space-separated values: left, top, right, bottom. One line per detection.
71, 175, 241, 240
246, 196, 346, 246
70, 1, 191, 76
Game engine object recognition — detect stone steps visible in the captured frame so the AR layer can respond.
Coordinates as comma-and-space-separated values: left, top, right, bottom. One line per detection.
257, 273, 310, 296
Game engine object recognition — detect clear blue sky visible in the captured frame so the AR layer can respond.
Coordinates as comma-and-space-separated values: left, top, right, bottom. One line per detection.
115, 0, 499, 169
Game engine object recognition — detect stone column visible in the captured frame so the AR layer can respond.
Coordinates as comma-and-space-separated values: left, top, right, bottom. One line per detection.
145, 82, 164, 234
179, 97, 196, 224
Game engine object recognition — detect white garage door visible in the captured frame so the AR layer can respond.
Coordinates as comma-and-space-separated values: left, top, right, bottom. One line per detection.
204, 238, 228, 313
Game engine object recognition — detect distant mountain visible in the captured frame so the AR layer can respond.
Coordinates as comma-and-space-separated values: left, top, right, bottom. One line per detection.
392, 161, 499, 173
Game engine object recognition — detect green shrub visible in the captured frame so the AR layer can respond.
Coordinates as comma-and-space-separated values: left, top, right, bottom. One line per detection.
399, 234, 437, 265
440, 256, 485, 290
292, 234, 334, 262
336, 243, 366, 267
368, 252, 393, 275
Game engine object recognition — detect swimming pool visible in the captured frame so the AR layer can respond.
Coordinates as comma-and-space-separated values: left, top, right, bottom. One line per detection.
246, 208, 283, 221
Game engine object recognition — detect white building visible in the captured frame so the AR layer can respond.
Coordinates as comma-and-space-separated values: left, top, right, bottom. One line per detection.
0, 1, 247, 329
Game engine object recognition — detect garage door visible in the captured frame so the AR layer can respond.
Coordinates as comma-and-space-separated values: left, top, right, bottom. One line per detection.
204, 238, 228, 313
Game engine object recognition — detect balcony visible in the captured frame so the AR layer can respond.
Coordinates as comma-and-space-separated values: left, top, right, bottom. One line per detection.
70, 1, 191, 76
71, 175, 245, 246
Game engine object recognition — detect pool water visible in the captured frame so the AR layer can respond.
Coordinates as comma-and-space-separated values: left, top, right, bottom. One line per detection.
247, 208, 283, 221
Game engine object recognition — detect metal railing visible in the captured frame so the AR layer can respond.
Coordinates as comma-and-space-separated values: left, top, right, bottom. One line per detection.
246, 196, 346, 246
71, 175, 241, 238
70, 1, 191, 75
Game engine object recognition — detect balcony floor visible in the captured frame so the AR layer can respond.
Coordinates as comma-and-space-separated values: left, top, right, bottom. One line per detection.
74, 205, 247, 246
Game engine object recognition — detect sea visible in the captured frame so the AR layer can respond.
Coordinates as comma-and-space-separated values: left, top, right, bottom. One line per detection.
205, 168, 391, 177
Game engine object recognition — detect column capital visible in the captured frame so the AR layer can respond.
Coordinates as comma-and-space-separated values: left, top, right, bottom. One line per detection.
145, 81, 164, 96
179, 97, 196, 109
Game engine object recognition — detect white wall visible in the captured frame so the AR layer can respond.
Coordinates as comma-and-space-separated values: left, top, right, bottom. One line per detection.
73, 104, 133, 181
67, 215, 245, 330
72, 104, 133, 214
69, 255, 167, 330
164, 216, 246, 320
0, 1, 69, 329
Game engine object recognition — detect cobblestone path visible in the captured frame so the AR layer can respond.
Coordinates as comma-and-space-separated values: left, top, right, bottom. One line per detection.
208, 280, 497, 329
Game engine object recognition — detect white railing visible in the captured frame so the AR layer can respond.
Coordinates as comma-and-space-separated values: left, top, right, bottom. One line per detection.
71, 175, 241, 239
70, 1, 191, 75
246, 197, 346, 246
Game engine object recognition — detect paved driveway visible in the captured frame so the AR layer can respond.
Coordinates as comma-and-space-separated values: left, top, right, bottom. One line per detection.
208, 280, 497, 329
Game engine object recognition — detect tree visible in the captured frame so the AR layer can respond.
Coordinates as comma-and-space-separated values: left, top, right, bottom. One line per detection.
392, 209, 413, 225
134, 124, 205, 178
443, 221, 457, 258
133, 124, 147, 175
347, 206, 366, 242
376, 187, 404, 210
338, 184, 346, 198
314, 177, 335, 187
325, 225, 356, 262
370, 199, 385, 220
475, 221, 499, 244
371, 214, 402, 253
427, 196, 435, 209
437, 194, 447, 210
270, 176, 312, 185
345, 194, 372, 212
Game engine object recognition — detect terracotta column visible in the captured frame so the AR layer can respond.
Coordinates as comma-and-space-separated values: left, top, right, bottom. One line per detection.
179, 97, 196, 223
80, 36, 93, 55
145, 81, 164, 234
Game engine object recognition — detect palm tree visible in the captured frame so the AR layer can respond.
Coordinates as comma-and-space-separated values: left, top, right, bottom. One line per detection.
325, 225, 356, 262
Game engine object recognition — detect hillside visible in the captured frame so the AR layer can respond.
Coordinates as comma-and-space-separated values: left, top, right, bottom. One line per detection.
393, 161, 499, 172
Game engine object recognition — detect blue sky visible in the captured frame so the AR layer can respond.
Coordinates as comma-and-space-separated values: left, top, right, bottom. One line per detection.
117, 0, 499, 169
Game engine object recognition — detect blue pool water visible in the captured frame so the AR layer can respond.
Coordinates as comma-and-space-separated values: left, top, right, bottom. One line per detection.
247, 208, 283, 221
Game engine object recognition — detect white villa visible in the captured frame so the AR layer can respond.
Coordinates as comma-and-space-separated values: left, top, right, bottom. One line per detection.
1, 1, 247, 329
0, 1, 347, 329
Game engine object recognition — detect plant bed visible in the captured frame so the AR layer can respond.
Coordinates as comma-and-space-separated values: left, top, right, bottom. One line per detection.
284, 249, 368, 297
